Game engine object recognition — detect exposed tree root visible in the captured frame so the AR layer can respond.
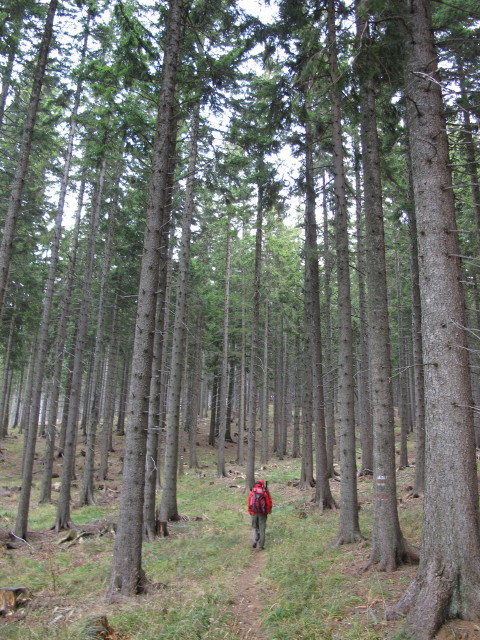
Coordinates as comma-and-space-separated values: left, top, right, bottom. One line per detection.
314, 495, 338, 512
333, 532, 367, 547
386, 576, 420, 621
106, 567, 163, 603
363, 539, 419, 573
386, 563, 452, 640
386, 560, 480, 639
296, 478, 315, 490
52, 518, 75, 533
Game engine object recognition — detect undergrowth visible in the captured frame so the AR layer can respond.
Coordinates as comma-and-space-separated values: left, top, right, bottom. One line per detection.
0, 432, 430, 640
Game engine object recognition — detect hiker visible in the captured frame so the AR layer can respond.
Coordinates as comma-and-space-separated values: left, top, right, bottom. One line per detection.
247, 479, 272, 550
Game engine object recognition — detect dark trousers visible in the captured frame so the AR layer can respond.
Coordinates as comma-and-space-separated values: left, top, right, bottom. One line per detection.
251, 513, 267, 548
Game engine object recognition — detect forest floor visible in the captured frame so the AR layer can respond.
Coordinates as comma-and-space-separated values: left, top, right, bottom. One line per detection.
1, 424, 480, 640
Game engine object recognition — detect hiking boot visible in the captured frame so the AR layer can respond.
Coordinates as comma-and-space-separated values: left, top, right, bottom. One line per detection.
252, 542, 257, 548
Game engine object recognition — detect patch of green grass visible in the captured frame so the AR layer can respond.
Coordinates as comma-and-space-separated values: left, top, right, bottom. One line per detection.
26, 503, 57, 529
111, 591, 239, 640
69, 504, 114, 525
0, 435, 426, 640
0, 624, 70, 640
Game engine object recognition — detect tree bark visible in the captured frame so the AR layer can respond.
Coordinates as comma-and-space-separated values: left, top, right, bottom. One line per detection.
116, 352, 129, 437
299, 309, 314, 490
54, 147, 107, 531
0, 310, 15, 439
15, 59, 86, 521
353, 140, 373, 476
303, 105, 335, 510
395, 249, 411, 469
292, 334, 301, 459
327, 0, 361, 543
245, 185, 263, 491
260, 301, 269, 465
356, 2, 415, 569
236, 291, 246, 464
39, 182, 85, 503
107, 0, 185, 599
187, 312, 202, 469
99, 298, 120, 482
217, 228, 232, 478
80, 153, 121, 506
159, 100, 199, 521
143, 117, 176, 540
405, 148, 426, 495
387, 0, 480, 636
321, 173, 336, 478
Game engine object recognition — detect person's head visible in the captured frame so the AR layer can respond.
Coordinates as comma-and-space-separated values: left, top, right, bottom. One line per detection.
255, 480, 265, 487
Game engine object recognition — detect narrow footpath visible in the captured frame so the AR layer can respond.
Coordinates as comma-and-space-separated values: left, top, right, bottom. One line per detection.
230, 549, 269, 639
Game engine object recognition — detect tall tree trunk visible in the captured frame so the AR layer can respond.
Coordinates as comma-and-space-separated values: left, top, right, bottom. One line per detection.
327, 0, 361, 543
0, 0, 58, 317
39, 182, 85, 503
143, 115, 177, 538
142, 238, 170, 535
405, 149, 426, 495
354, 140, 373, 476
395, 249, 410, 469
159, 100, 199, 521
321, 174, 336, 477
187, 312, 203, 470
0, 310, 15, 439
260, 301, 269, 464
158, 245, 175, 458
18, 343, 36, 439
217, 229, 232, 478
2, 369, 13, 437
299, 306, 314, 489
225, 357, 235, 443
80, 154, 121, 506
292, 334, 301, 459
280, 325, 289, 457
116, 354, 129, 436
107, 0, 184, 599
470, 275, 480, 446
99, 298, 120, 482
209, 362, 219, 446
54, 148, 107, 531
237, 292, 246, 464
245, 185, 263, 491
303, 105, 335, 510
356, 3, 415, 569
14, 78, 85, 528
387, 1, 480, 636
12, 365, 24, 431
274, 319, 284, 460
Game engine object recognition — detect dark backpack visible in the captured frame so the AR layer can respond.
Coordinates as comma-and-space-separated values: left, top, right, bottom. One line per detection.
249, 485, 268, 514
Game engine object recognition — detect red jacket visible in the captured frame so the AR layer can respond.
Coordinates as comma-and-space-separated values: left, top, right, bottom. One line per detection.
247, 480, 273, 515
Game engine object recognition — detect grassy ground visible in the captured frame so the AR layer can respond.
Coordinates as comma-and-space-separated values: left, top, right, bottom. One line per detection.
0, 426, 478, 640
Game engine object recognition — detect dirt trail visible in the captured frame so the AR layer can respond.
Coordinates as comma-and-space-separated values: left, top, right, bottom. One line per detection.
230, 548, 269, 640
